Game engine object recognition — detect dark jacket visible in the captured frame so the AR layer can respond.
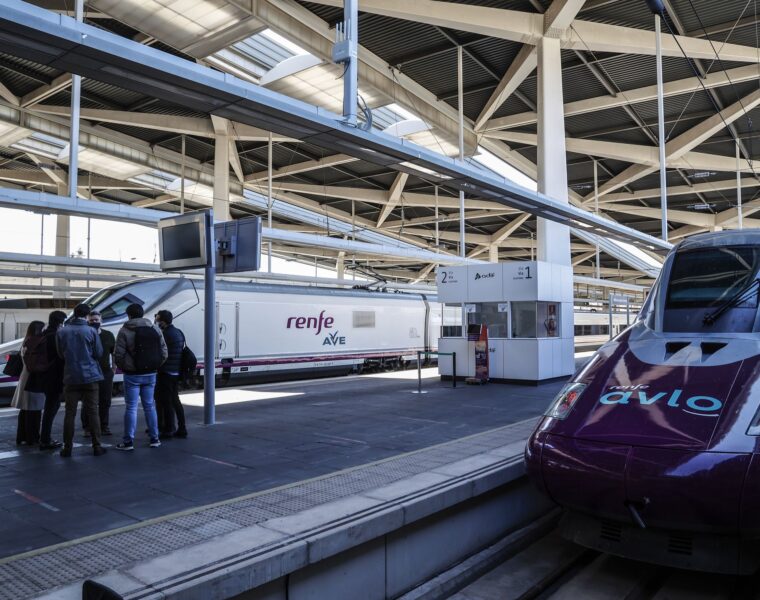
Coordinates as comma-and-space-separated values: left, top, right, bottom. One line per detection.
23, 338, 46, 395
56, 318, 104, 386
96, 328, 116, 373
43, 327, 65, 395
114, 318, 168, 375
160, 324, 184, 376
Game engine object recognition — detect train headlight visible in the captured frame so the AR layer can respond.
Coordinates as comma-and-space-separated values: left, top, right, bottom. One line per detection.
546, 382, 586, 420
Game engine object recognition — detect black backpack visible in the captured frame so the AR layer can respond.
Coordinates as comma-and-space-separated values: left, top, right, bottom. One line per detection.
24, 334, 52, 374
132, 326, 163, 373
180, 345, 198, 382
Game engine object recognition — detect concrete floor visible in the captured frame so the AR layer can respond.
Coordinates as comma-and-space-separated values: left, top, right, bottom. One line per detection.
0, 369, 564, 559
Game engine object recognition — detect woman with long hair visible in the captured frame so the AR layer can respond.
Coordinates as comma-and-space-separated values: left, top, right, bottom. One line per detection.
39, 310, 67, 450
12, 320, 46, 445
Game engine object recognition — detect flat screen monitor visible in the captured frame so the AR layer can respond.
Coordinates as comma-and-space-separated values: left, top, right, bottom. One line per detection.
158, 211, 208, 271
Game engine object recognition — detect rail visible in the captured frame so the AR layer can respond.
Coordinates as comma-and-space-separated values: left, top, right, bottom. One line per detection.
415, 350, 457, 394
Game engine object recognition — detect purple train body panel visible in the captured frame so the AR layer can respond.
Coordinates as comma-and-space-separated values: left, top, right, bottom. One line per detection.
526, 230, 760, 574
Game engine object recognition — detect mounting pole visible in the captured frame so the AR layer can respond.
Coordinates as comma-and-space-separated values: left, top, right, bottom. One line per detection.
648, 0, 668, 241
204, 209, 216, 425
68, 0, 84, 200
334, 0, 359, 126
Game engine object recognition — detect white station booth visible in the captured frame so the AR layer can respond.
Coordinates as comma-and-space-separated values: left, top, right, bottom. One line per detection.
437, 261, 575, 383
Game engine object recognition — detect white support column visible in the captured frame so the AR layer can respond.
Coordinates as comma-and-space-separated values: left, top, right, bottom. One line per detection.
268, 132, 273, 272
434, 186, 440, 251
594, 159, 600, 279
54, 181, 70, 299
655, 13, 668, 241
457, 45, 466, 259
351, 200, 356, 241
67, 0, 84, 202
457, 44, 467, 338
488, 244, 499, 263
536, 36, 570, 266
180, 134, 186, 214
737, 140, 743, 229
337, 251, 346, 279
213, 133, 231, 222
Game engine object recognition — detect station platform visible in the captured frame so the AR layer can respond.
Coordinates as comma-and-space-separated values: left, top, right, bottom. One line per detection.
0, 369, 565, 599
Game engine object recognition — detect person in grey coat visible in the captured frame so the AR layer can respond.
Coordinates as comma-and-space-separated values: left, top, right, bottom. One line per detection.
56, 303, 105, 457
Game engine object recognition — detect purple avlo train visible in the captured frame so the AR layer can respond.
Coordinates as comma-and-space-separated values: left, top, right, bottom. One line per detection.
526, 230, 760, 574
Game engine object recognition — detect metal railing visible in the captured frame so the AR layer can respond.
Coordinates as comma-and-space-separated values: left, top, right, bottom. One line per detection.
414, 351, 457, 394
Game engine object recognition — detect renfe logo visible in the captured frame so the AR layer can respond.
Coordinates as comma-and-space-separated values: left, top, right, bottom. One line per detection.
599, 385, 723, 417
286, 311, 346, 346
287, 310, 334, 336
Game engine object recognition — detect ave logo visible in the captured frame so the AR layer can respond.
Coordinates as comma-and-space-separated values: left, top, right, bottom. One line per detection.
323, 331, 346, 346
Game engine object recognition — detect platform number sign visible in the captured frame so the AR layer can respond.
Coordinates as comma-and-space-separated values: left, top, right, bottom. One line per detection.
440, 270, 457, 284
515, 265, 533, 280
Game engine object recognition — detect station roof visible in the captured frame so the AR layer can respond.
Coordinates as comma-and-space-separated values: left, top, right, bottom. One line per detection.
0, 0, 756, 291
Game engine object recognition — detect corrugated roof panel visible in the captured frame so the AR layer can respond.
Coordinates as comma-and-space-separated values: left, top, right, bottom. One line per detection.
669, 0, 755, 33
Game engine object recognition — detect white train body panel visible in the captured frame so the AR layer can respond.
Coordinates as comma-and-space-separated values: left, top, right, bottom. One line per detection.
175, 285, 434, 371
0, 277, 440, 391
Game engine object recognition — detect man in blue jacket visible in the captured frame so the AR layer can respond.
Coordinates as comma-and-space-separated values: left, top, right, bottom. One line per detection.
56, 303, 105, 457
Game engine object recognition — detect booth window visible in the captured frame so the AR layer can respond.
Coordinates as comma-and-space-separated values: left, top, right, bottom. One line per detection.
466, 302, 509, 338
511, 302, 560, 338
441, 303, 463, 337
511, 302, 536, 338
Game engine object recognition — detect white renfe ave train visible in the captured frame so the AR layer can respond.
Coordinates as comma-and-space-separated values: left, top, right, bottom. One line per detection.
0, 277, 631, 397
0, 277, 455, 394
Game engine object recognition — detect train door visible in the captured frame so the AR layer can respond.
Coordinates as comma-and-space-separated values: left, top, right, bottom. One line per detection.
216, 302, 238, 359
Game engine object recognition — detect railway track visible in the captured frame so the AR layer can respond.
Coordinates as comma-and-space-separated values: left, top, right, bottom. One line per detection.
445, 530, 760, 600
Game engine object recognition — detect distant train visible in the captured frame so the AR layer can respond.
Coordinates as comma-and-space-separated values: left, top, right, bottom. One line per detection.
0, 298, 78, 344
0, 277, 458, 395
574, 310, 632, 351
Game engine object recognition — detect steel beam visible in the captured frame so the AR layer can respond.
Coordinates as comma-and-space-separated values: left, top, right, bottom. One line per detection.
0, 0, 670, 252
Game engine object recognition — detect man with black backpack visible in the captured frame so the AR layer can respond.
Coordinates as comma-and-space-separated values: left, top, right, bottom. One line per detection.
154, 310, 188, 439
113, 303, 167, 451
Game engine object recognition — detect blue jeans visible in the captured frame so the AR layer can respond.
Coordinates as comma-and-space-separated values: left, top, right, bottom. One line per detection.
123, 373, 159, 443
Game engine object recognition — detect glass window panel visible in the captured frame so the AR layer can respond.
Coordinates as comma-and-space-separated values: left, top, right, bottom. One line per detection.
537, 302, 560, 338
511, 302, 537, 338
466, 302, 509, 338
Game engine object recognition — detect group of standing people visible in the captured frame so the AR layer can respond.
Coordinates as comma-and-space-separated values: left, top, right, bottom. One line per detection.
12, 302, 189, 457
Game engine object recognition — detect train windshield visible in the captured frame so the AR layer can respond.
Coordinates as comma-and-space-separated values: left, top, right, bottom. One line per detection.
664, 246, 760, 332
82, 279, 177, 323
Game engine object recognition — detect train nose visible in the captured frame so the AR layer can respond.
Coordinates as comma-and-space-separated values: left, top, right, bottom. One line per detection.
625, 447, 750, 532
540, 435, 751, 532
